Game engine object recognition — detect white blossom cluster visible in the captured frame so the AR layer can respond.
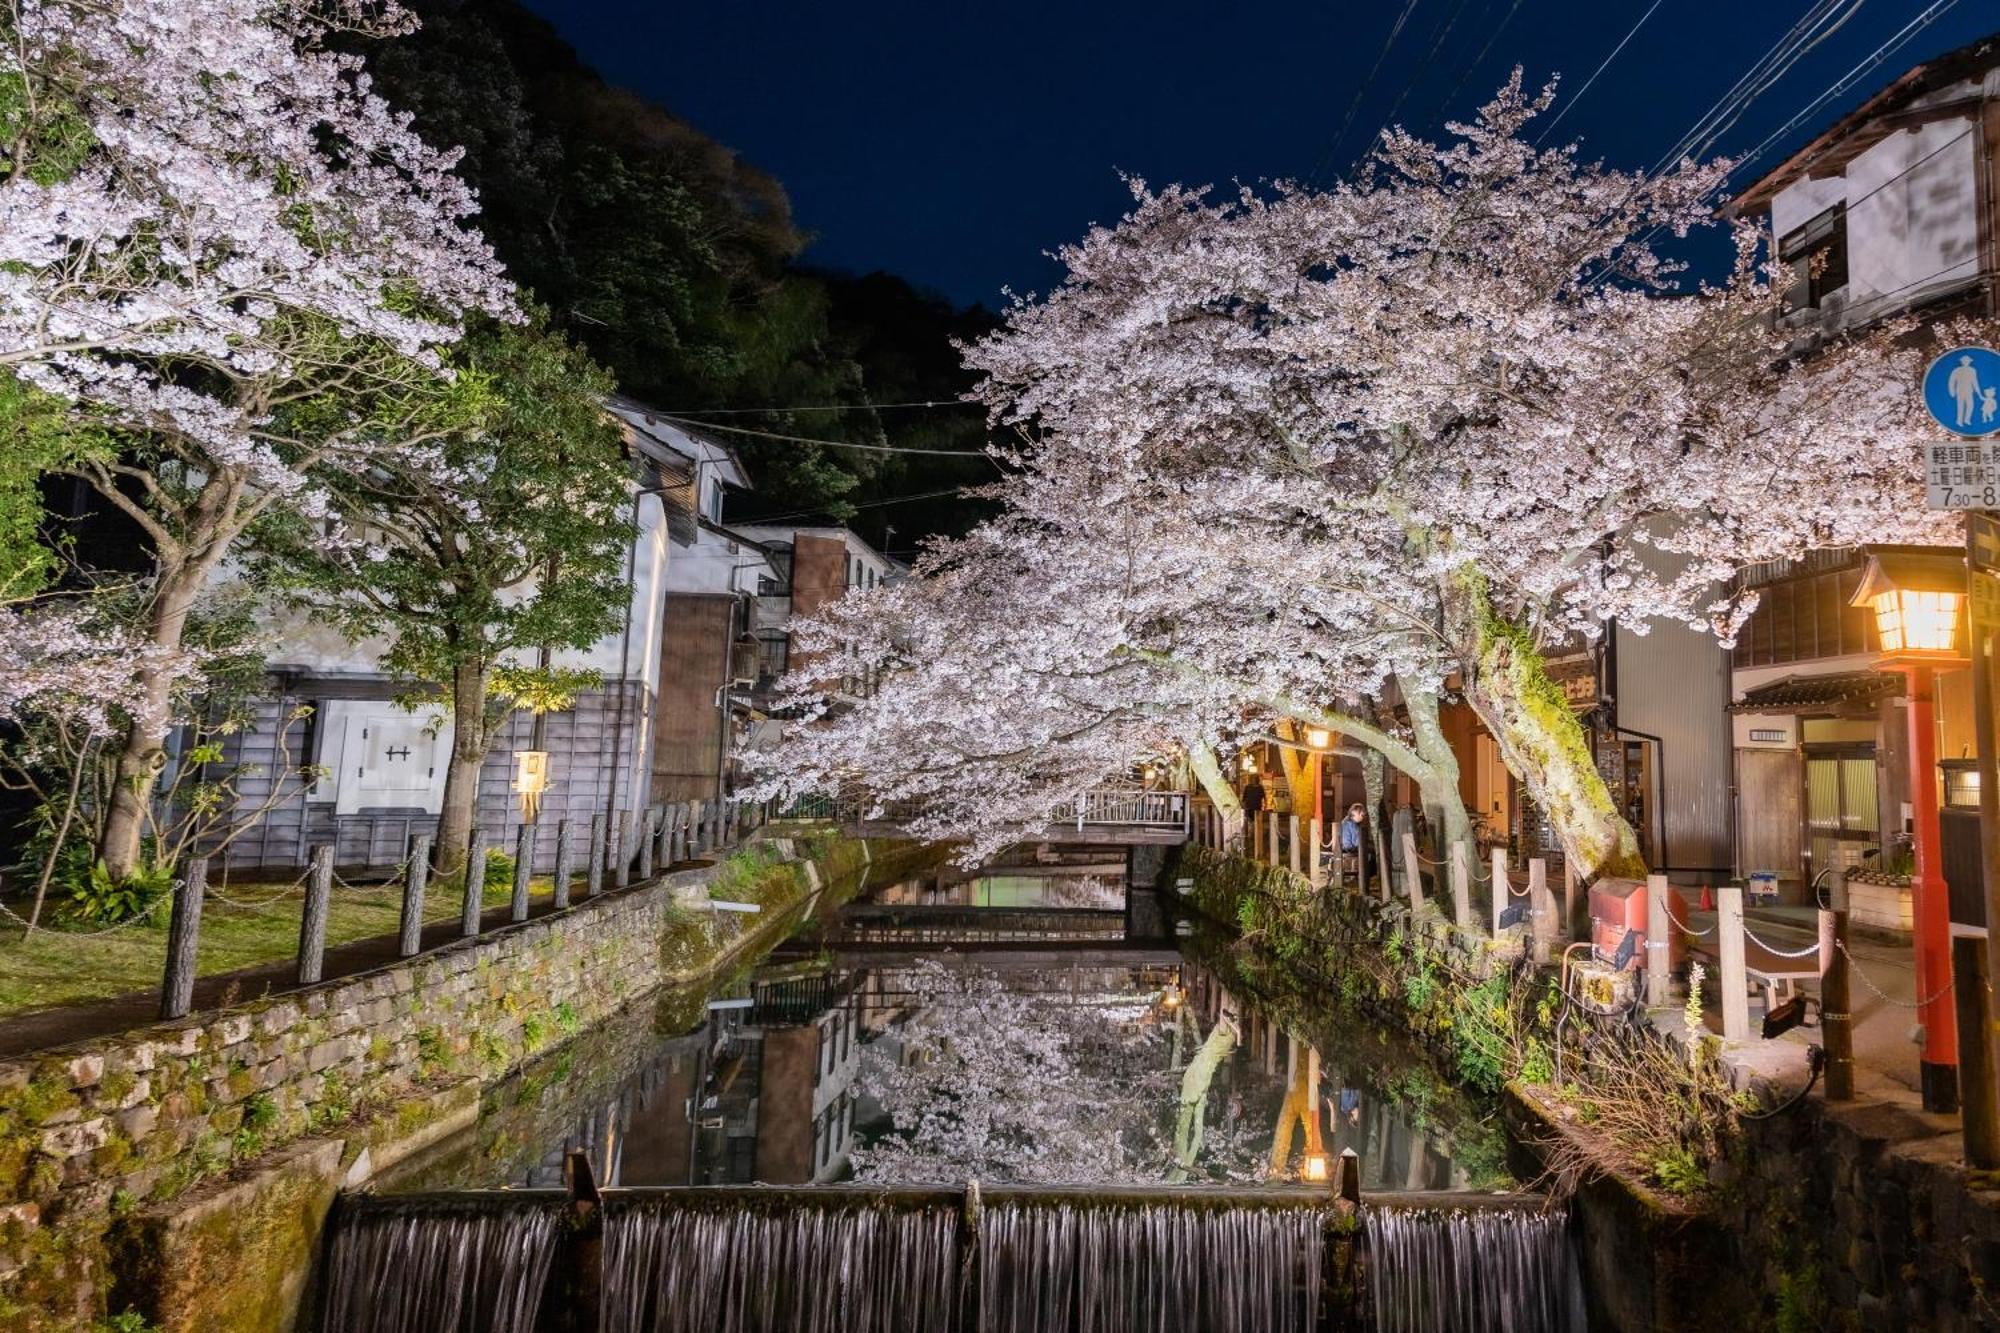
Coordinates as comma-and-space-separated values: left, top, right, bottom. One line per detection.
750, 76, 1972, 867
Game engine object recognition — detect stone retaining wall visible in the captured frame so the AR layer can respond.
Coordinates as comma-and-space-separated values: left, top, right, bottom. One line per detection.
0, 829, 897, 1332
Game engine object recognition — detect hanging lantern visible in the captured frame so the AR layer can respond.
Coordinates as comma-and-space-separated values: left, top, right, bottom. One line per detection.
513, 750, 550, 819
1306, 726, 1333, 751
1302, 1151, 1331, 1184
1852, 552, 1968, 660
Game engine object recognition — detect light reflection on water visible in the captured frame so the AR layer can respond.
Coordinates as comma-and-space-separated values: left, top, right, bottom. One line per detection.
388, 878, 1498, 1196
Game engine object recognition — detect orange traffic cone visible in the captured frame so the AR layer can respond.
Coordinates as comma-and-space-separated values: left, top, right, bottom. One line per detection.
1698, 884, 1715, 912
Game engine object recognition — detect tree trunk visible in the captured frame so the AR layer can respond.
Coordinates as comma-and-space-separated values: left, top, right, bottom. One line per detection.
1275, 720, 1318, 823
1169, 1009, 1239, 1182
1445, 576, 1645, 881
97, 565, 204, 882
1186, 739, 1243, 846
434, 661, 493, 874
1401, 679, 1477, 863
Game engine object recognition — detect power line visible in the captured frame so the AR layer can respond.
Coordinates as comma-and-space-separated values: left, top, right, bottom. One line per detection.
1535, 0, 1672, 144
1423, 0, 1527, 130
663, 414, 1000, 460
1310, 0, 1424, 182
1362, 0, 1478, 162
659, 399, 981, 415
738, 486, 983, 528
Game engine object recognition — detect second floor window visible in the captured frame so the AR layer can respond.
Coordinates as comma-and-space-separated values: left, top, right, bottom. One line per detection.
1779, 204, 1848, 312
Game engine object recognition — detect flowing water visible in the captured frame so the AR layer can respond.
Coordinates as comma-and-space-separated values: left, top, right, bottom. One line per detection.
318, 1195, 563, 1333
978, 1199, 1331, 1333
1364, 1206, 1588, 1333
599, 1196, 960, 1333
319, 866, 1591, 1331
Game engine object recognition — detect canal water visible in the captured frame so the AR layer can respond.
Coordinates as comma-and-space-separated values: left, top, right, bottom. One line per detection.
324, 861, 1586, 1332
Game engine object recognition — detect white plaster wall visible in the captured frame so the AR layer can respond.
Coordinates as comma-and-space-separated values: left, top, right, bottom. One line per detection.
1770, 108, 1981, 328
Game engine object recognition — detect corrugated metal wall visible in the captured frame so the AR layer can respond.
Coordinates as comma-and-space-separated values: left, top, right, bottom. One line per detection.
1615, 618, 1734, 874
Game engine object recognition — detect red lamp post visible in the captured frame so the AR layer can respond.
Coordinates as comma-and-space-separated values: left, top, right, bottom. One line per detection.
1854, 553, 1969, 1113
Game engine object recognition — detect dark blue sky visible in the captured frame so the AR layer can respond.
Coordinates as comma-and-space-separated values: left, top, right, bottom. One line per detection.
522, 2, 1995, 308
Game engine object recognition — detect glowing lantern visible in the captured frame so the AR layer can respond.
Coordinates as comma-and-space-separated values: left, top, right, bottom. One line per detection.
1302, 1151, 1330, 1184
1306, 726, 1332, 751
1853, 553, 1966, 658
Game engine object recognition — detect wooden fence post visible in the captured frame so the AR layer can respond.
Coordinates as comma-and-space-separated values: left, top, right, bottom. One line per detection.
399, 834, 431, 958
1717, 885, 1749, 1041
1646, 873, 1671, 1008
585, 814, 606, 899
1563, 859, 1578, 940
552, 820, 574, 912
637, 807, 656, 881
1450, 842, 1472, 932
159, 856, 207, 1021
1374, 826, 1391, 903
654, 808, 672, 870
1823, 872, 1854, 1099
1529, 857, 1555, 963
1490, 848, 1507, 936
1953, 937, 1998, 1167
1289, 816, 1302, 875
297, 844, 333, 985
512, 825, 535, 923
462, 826, 486, 938
1401, 832, 1423, 916
1309, 817, 1325, 890
613, 811, 633, 888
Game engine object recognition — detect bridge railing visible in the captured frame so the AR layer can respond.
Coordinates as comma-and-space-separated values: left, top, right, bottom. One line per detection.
769, 784, 1190, 834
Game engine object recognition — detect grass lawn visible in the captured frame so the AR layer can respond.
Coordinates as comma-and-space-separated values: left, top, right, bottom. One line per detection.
0, 874, 546, 1020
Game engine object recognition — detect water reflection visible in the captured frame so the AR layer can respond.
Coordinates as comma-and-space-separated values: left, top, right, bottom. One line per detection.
458, 952, 1482, 1194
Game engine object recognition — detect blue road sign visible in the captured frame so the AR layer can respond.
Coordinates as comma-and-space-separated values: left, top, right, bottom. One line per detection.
1924, 346, 2000, 437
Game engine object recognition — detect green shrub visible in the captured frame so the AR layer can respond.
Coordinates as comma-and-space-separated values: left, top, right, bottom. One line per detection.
65, 857, 174, 926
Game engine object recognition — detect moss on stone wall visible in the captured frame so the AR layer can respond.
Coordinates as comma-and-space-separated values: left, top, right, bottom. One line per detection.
0, 830, 912, 1333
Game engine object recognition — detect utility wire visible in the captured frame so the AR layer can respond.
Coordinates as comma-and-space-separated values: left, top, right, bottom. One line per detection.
1311, 0, 1424, 182
660, 400, 980, 415
1361, 0, 1478, 163
1423, 0, 1528, 130
663, 414, 1001, 460
1535, 0, 1672, 144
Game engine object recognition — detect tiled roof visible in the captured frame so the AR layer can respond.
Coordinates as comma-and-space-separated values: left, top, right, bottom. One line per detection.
1728, 671, 1903, 714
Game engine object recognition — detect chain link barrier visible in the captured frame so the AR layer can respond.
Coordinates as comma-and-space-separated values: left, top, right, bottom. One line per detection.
1837, 939, 1955, 1011
0, 890, 172, 937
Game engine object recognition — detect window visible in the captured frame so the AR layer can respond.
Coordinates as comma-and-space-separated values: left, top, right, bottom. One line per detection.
756, 631, 789, 685
1778, 204, 1848, 311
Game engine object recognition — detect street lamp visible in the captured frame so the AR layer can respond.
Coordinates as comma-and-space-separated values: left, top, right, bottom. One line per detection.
1853, 552, 1969, 1112
1306, 726, 1333, 852
1302, 1150, 1331, 1184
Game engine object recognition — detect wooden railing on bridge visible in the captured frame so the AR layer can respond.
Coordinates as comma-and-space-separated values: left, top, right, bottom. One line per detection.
769, 783, 1191, 841
823, 905, 1128, 945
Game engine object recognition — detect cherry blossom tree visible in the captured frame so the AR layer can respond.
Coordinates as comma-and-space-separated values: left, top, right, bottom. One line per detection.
1, 0, 514, 879
955, 75, 1961, 879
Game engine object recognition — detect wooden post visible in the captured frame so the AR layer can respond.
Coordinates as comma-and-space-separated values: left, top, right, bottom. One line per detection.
399, 834, 431, 958
461, 826, 486, 938
1289, 815, 1302, 875
1528, 857, 1554, 963
1268, 811, 1280, 866
585, 814, 606, 899
1563, 859, 1578, 941
654, 807, 672, 869
1823, 872, 1855, 1099
1402, 832, 1423, 916
613, 811, 633, 888
512, 824, 534, 923
1953, 936, 1999, 1167
1646, 873, 1671, 1009
688, 800, 705, 856
1449, 843, 1471, 932
552, 821, 574, 912
637, 808, 656, 881
1309, 818, 1325, 890
297, 844, 332, 985
1491, 848, 1507, 936
1717, 885, 1749, 1042
159, 855, 206, 1021
1374, 826, 1390, 903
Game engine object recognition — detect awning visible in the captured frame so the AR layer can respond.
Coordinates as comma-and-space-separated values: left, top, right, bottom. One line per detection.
1728, 671, 1903, 715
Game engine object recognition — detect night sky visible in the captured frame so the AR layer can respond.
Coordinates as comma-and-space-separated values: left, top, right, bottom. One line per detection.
521, 3, 1997, 308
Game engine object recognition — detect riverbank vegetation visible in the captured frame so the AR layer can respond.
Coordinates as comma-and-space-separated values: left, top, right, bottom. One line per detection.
1174, 847, 1744, 1203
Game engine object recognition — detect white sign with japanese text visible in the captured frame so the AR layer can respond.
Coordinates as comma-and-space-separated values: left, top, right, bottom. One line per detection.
1925, 439, 2000, 510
